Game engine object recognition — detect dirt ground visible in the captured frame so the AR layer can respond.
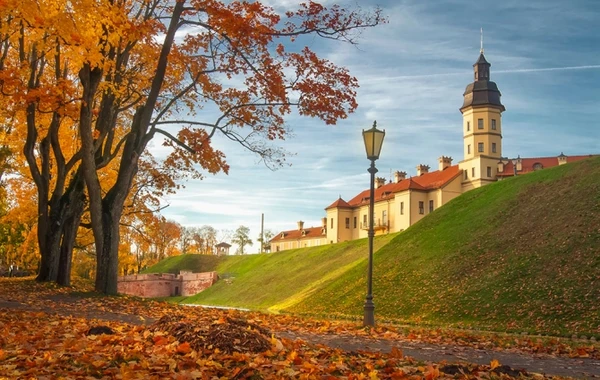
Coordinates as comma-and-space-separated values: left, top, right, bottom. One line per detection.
1, 293, 599, 378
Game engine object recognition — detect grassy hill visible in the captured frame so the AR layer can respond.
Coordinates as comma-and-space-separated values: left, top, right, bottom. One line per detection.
147, 157, 600, 335
180, 234, 398, 310
142, 254, 226, 274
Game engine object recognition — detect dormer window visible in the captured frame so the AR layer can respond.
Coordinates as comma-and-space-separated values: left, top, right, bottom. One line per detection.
280, 232, 285, 238
301, 230, 306, 236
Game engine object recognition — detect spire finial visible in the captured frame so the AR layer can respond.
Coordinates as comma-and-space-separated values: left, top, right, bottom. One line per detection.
480, 27, 484, 53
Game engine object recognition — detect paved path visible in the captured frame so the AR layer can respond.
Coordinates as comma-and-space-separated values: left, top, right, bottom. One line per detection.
279, 331, 600, 378
2, 299, 599, 378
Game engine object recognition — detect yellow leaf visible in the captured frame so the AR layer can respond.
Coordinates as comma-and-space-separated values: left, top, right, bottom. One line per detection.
490, 359, 501, 370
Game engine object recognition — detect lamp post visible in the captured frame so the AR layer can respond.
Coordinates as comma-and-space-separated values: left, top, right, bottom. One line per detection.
362, 120, 385, 327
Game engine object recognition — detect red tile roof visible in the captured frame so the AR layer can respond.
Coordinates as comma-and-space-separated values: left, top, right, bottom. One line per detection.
325, 197, 352, 210
270, 226, 325, 243
497, 154, 597, 177
334, 165, 461, 208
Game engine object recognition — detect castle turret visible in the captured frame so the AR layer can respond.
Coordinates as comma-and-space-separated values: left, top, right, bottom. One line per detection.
458, 37, 506, 191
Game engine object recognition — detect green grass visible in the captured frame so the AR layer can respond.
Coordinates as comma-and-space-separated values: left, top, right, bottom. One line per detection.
184, 233, 398, 310
142, 254, 226, 274
146, 157, 600, 336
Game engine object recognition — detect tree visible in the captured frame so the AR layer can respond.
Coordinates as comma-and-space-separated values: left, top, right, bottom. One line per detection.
232, 226, 253, 255
1, 0, 383, 293
257, 229, 275, 253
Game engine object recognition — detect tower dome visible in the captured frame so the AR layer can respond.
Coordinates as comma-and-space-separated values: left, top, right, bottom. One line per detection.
460, 52, 505, 113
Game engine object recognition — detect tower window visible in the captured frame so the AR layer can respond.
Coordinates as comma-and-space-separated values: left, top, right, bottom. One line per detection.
353, 216, 357, 228
472, 167, 476, 177
487, 166, 492, 177
492, 143, 497, 153
467, 121, 470, 131
464, 171, 468, 179
429, 200, 434, 213
382, 210, 387, 225
491, 119, 497, 130
478, 142, 484, 152
467, 144, 471, 154
345, 217, 350, 229
418, 201, 424, 215
400, 202, 404, 215
478, 119, 484, 129
330, 218, 333, 229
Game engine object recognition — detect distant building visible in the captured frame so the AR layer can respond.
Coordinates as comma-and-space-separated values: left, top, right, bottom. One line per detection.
271, 49, 597, 251
270, 221, 327, 252
215, 242, 231, 256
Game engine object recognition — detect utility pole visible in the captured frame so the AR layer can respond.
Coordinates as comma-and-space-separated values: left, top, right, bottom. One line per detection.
260, 213, 264, 254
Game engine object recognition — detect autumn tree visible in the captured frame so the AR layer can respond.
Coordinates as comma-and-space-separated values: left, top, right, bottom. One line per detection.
257, 229, 275, 253
232, 225, 253, 255
1, 0, 382, 293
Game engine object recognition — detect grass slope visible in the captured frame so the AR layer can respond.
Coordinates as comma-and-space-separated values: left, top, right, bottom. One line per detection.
177, 234, 397, 310
289, 157, 600, 335
142, 254, 226, 274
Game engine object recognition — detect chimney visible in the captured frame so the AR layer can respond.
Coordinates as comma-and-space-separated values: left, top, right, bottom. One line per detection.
416, 164, 430, 176
297, 221, 304, 231
438, 156, 452, 171
557, 152, 568, 165
321, 217, 327, 229
374, 177, 386, 189
393, 171, 407, 183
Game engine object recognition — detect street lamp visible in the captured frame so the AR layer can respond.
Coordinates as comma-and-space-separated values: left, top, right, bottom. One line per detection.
362, 120, 385, 327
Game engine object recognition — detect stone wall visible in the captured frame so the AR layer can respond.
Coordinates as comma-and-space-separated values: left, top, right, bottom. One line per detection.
117, 271, 218, 298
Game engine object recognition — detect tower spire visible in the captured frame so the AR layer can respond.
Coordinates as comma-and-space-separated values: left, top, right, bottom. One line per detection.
480, 27, 484, 53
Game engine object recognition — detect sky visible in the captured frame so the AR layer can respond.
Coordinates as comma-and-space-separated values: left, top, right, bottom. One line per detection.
149, 0, 600, 253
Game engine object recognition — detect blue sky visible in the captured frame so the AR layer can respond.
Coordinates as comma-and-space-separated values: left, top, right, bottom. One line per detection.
150, 0, 600, 252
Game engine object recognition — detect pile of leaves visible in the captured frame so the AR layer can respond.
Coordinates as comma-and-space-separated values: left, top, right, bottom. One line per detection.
152, 314, 272, 354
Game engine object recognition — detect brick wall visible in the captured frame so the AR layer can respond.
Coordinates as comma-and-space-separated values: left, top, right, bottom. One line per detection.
117, 272, 218, 298
180, 271, 218, 296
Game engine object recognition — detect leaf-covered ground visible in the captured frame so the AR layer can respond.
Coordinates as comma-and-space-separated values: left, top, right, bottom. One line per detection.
1, 278, 599, 378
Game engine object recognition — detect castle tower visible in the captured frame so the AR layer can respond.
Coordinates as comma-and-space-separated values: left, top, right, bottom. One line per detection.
458, 42, 505, 191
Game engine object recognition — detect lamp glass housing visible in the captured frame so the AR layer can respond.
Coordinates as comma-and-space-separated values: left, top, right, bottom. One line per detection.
363, 122, 385, 160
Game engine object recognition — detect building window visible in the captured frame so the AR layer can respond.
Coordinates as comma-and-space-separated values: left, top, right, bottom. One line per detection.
330, 218, 333, 229
345, 217, 350, 229
382, 210, 387, 226
400, 202, 404, 215
472, 167, 476, 177
491, 119, 497, 130
487, 166, 492, 177
363, 214, 367, 227
466, 121, 470, 131
478, 142, 484, 152
467, 144, 471, 154
419, 201, 424, 214
478, 118, 484, 129
429, 200, 434, 213
492, 142, 497, 153
353, 216, 357, 228
464, 171, 468, 179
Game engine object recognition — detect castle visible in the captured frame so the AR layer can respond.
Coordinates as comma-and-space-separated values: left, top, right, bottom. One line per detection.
269, 50, 595, 252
